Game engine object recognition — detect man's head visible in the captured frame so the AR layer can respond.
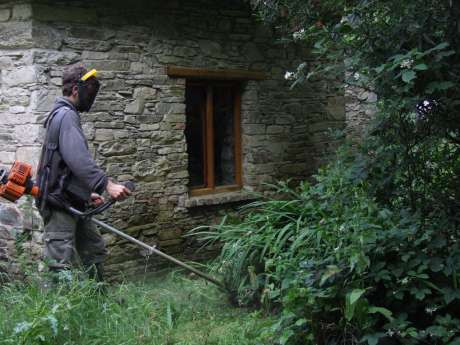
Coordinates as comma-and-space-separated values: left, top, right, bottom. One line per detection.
62, 64, 100, 112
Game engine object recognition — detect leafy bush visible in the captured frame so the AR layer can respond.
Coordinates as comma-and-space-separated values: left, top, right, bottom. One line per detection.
199, 2, 459, 343
197, 144, 460, 344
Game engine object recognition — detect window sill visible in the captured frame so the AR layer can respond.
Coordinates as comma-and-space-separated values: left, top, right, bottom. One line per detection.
184, 189, 257, 208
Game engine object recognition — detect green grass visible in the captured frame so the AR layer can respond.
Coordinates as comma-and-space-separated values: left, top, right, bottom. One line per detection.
0, 271, 270, 345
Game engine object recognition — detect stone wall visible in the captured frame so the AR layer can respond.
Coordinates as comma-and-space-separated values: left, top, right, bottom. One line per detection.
0, 0, 346, 279
344, 73, 377, 139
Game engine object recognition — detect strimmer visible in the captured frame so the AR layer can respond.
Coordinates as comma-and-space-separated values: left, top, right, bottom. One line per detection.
0, 161, 224, 289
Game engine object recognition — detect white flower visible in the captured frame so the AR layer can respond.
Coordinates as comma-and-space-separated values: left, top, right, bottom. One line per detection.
353, 72, 360, 80
293, 28, 305, 40
425, 306, 438, 315
284, 71, 296, 80
400, 59, 414, 69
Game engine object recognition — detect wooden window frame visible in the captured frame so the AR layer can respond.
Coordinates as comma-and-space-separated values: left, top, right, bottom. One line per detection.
168, 65, 266, 197
167, 65, 266, 81
186, 81, 243, 197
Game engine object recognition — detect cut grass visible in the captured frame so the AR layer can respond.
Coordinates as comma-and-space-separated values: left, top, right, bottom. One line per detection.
0, 271, 270, 345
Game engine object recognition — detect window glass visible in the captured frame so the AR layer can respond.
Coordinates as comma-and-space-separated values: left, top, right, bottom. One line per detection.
185, 85, 206, 187
213, 86, 235, 186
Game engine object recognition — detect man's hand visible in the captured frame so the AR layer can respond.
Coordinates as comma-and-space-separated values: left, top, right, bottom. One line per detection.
106, 180, 131, 201
90, 193, 105, 207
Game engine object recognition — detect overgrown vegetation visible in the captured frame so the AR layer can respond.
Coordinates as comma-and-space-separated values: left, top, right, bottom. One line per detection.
194, 1, 460, 344
0, 271, 267, 345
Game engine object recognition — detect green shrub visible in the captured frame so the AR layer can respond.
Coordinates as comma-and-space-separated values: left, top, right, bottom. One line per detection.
197, 145, 460, 344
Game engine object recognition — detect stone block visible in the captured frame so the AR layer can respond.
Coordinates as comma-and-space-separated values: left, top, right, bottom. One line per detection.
32, 50, 79, 65
165, 114, 185, 123
158, 228, 182, 241
133, 87, 157, 99
0, 56, 13, 68
133, 157, 168, 181
326, 96, 346, 120
124, 98, 145, 114
12, 4, 32, 20
94, 129, 114, 141
100, 141, 137, 157
13, 124, 40, 145
266, 125, 285, 134
2, 66, 37, 86
32, 22, 63, 50
33, 5, 98, 24
243, 124, 265, 135
64, 38, 112, 52
9, 106, 26, 114
156, 102, 185, 115
81, 51, 109, 60
242, 42, 263, 61
0, 9, 11, 22
89, 60, 130, 71
173, 46, 197, 57
15, 146, 41, 171
0, 202, 22, 228
0, 151, 15, 164
0, 225, 14, 241
198, 40, 222, 58
32, 89, 61, 112
167, 170, 188, 179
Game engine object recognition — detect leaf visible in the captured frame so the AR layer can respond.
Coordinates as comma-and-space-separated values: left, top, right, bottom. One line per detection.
294, 318, 307, 327
14, 321, 33, 334
349, 289, 366, 306
375, 64, 386, 74
361, 333, 385, 345
280, 329, 295, 345
431, 42, 450, 52
368, 306, 394, 321
426, 81, 455, 93
320, 265, 342, 286
413, 64, 428, 71
402, 70, 416, 83
435, 50, 455, 62
345, 289, 366, 321
166, 303, 174, 329
447, 337, 460, 345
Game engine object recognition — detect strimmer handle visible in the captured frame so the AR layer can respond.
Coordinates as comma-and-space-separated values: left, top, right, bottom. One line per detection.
83, 181, 136, 217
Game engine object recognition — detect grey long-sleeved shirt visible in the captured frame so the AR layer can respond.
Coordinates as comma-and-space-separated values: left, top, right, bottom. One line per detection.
43, 97, 108, 205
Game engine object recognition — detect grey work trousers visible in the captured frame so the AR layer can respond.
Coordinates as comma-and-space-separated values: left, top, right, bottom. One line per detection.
43, 207, 107, 275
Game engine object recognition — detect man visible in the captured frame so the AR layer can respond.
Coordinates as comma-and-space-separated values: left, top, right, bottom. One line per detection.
36, 64, 130, 282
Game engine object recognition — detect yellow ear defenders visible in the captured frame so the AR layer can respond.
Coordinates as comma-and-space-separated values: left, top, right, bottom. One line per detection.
76, 68, 99, 112
81, 68, 98, 81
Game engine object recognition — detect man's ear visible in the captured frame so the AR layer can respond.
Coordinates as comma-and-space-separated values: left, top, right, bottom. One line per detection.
71, 84, 79, 97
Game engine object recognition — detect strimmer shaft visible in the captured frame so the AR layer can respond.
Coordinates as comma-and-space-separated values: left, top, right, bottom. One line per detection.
68, 207, 224, 289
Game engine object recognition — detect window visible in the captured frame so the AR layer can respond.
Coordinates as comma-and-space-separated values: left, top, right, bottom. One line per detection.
185, 81, 242, 196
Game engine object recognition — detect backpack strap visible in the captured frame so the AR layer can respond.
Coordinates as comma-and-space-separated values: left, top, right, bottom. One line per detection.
36, 107, 71, 211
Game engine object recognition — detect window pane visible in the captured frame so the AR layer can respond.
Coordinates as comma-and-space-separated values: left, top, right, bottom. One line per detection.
185, 84, 206, 187
213, 86, 235, 186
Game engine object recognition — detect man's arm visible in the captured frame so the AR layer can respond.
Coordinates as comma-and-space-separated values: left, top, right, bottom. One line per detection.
59, 111, 108, 194
59, 111, 130, 200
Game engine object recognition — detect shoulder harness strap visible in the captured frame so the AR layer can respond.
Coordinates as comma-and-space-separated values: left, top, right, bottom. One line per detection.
43, 106, 71, 165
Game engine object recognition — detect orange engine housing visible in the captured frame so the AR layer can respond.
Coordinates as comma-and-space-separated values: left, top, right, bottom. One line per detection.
0, 161, 39, 203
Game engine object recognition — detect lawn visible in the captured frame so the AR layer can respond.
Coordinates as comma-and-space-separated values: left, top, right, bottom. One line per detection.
0, 271, 269, 345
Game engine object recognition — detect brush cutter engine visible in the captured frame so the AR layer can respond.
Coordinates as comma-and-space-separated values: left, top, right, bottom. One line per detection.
0, 161, 39, 203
